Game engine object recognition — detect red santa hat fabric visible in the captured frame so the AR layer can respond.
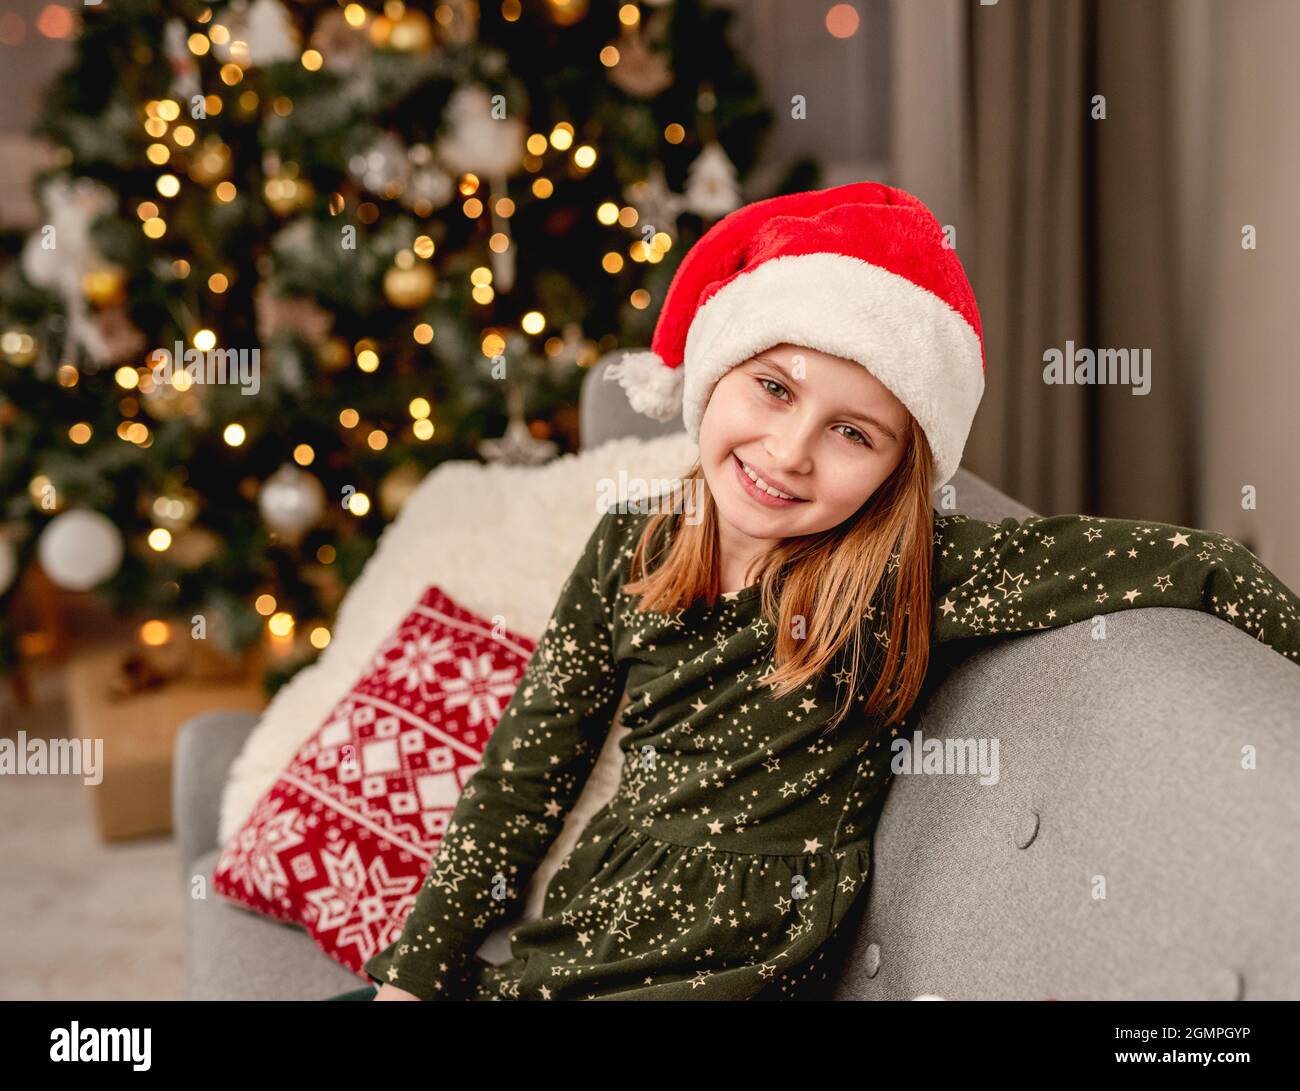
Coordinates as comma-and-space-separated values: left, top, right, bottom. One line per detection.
603, 179, 985, 492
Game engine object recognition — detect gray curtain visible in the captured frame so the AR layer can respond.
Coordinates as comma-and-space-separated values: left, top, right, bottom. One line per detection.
892, 0, 1190, 522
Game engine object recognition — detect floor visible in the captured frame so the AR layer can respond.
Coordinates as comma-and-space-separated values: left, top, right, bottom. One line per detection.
0, 613, 185, 1000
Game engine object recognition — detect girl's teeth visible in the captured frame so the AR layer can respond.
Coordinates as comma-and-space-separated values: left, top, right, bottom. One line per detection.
741, 460, 797, 500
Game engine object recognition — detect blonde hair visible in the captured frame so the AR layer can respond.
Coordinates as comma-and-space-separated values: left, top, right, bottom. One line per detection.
622, 416, 935, 731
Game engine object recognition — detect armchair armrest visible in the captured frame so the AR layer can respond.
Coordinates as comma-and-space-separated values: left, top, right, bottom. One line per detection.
173, 710, 260, 886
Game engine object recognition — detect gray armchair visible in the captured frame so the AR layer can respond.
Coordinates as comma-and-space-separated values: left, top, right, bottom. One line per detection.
176, 353, 1300, 1000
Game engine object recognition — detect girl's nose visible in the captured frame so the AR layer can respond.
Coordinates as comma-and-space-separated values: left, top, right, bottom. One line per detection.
763, 417, 817, 472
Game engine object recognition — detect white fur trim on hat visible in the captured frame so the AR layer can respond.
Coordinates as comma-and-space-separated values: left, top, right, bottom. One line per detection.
680, 252, 985, 491
603, 350, 684, 422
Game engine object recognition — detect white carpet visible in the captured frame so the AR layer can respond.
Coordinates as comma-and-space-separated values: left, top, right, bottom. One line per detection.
0, 630, 183, 1000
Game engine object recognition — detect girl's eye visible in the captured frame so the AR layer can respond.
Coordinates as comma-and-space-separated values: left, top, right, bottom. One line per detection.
756, 376, 873, 448
834, 424, 872, 448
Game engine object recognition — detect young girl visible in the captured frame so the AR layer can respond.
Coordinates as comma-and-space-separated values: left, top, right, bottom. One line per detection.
334, 181, 1300, 1002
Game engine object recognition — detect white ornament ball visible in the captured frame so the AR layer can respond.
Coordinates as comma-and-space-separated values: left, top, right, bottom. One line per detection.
37, 509, 124, 591
436, 85, 525, 177
258, 463, 326, 542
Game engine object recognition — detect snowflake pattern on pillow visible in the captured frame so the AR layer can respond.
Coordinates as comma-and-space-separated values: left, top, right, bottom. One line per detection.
212, 586, 536, 976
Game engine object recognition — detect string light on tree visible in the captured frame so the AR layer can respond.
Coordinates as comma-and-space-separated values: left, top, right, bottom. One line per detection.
0, 0, 783, 680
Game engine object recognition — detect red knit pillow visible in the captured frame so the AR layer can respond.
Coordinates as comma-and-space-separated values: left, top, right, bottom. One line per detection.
212, 585, 536, 977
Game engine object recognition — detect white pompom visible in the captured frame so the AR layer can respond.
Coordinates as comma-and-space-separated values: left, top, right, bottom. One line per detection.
603, 350, 683, 421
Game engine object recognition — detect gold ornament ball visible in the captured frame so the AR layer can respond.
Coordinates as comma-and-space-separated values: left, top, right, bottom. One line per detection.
264, 174, 315, 217
386, 10, 434, 52
368, 14, 393, 47
318, 337, 351, 372
168, 526, 221, 569
82, 265, 128, 307
189, 137, 232, 185
1, 331, 39, 366
368, 11, 433, 52
383, 263, 435, 309
546, 0, 590, 27
149, 487, 200, 531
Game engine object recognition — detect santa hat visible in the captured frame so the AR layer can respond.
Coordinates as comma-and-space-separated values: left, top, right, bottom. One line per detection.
603, 180, 985, 492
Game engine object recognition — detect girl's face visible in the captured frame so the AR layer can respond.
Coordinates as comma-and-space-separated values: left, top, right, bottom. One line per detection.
698, 343, 911, 561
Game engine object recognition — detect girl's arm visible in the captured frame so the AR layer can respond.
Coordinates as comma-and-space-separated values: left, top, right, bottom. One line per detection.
363, 511, 629, 999
930, 512, 1300, 662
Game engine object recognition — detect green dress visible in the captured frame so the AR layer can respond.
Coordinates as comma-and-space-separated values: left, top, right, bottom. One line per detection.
348, 508, 1300, 1000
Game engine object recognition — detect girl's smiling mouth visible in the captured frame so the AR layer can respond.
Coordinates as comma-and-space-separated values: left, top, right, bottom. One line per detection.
732, 452, 810, 507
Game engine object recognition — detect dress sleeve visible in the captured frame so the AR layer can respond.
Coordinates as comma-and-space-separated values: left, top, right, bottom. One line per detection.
930, 512, 1300, 663
362, 511, 629, 998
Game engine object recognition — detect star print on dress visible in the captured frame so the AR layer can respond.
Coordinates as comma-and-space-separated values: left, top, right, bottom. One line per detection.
932, 513, 1300, 658
361, 510, 879, 1000
358, 506, 1300, 1002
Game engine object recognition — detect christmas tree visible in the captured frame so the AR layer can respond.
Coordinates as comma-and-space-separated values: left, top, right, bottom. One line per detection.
0, 0, 818, 689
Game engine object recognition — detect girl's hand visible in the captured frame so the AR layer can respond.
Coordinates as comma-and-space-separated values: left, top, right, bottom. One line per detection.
373, 983, 422, 1001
